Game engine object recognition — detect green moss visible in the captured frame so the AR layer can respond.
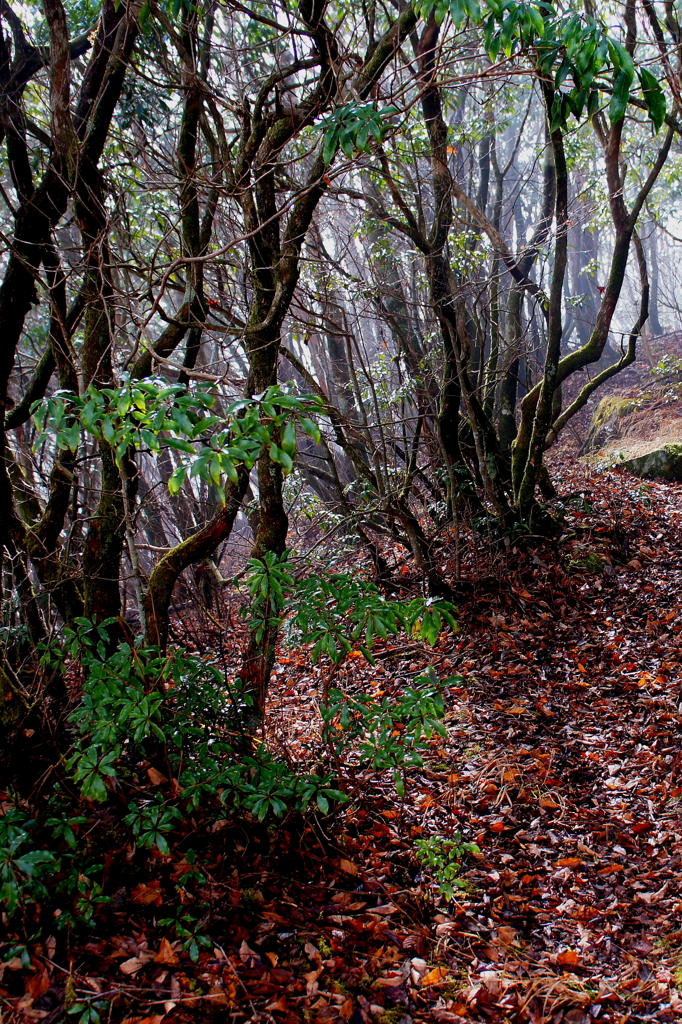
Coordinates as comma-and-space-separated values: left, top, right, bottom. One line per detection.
567, 551, 604, 573
591, 395, 639, 430
620, 443, 682, 481
441, 970, 468, 999
241, 887, 264, 909
378, 1010, 409, 1024
585, 395, 640, 450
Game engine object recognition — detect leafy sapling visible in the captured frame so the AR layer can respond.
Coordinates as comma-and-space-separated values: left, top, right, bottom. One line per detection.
414, 833, 481, 900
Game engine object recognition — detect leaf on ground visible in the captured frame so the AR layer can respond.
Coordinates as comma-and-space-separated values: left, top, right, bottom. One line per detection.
120, 957, 145, 975
153, 938, 179, 965
421, 965, 449, 986
131, 881, 163, 905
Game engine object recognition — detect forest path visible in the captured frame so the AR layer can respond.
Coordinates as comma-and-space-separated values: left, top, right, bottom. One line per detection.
405, 462, 682, 1022
12, 467, 681, 1024
260, 461, 682, 1023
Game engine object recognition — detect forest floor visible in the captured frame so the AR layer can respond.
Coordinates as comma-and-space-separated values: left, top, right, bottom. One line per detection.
4, 457, 682, 1024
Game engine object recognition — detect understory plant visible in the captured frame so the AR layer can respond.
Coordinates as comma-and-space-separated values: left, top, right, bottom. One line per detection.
1, 615, 453, 946
414, 833, 481, 900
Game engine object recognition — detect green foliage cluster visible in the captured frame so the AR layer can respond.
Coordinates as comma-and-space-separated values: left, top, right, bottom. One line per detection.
322, 666, 454, 797
242, 550, 295, 643
414, 832, 481, 899
33, 380, 322, 503
322, 103, 398, 164
43, 619, 342, 820
2, 604, 455, 947
288, 573, 458, 664
414, 0, 666, 130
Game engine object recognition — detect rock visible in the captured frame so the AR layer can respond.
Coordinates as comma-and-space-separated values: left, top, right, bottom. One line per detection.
619, 442, 682, 480
584, 395, 640, 451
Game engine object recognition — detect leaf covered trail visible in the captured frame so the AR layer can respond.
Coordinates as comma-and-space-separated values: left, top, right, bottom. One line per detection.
4, 464, 682, 1024
259, 462, 682, 1023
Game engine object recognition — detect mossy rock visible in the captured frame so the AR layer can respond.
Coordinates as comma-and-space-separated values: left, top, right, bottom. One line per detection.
619, 443, 682, 481
584, 395, 640, 451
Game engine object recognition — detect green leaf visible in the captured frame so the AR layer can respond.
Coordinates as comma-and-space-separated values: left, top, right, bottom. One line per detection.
14, 851, 54, 875
462, 0, 481, 20
164, 437, 196, 454
609, 67, 632, 124
82, 773, 108, 802
281, 420, 297, 457
168, 465, 188, 495
139, 0, 151, 30
608, 39, 635, 83
639, 67, 666, 131
269, 444, 294, 474
499, 9, 518, 57
526, 5, 544, 37
102, 417, 116, 443
299, 417, 321, 443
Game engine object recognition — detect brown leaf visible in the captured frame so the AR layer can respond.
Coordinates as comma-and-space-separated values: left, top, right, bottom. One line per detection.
147, 768, 168, 786
206, 986, 228, 1005
339, 997, 354, 1020
265, 996, 289, 1012
131, 881, 163, 906
339, 858, 358, 875
421, 966, 449, 986
557, 950, 580, 966
239, 940, 260, 967
154, 939, 179, 966
26, 968, 50, 1001
120, 957, 145, 975
556, 857, 583, 868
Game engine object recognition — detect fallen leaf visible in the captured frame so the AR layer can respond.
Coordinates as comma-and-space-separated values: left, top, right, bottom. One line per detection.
147, 768, 168, 785
421, 966, 449, 986
120, 957, 145, 975
26, 968, 50, 1000
239, 940, 260, 967
206, 986, 228, 1005
266, 996, 289, 1012
154, 939, 179, 965
131, 881, 163, 906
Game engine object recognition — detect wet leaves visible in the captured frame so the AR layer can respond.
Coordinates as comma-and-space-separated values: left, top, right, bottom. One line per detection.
5, 462, 682, 1023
